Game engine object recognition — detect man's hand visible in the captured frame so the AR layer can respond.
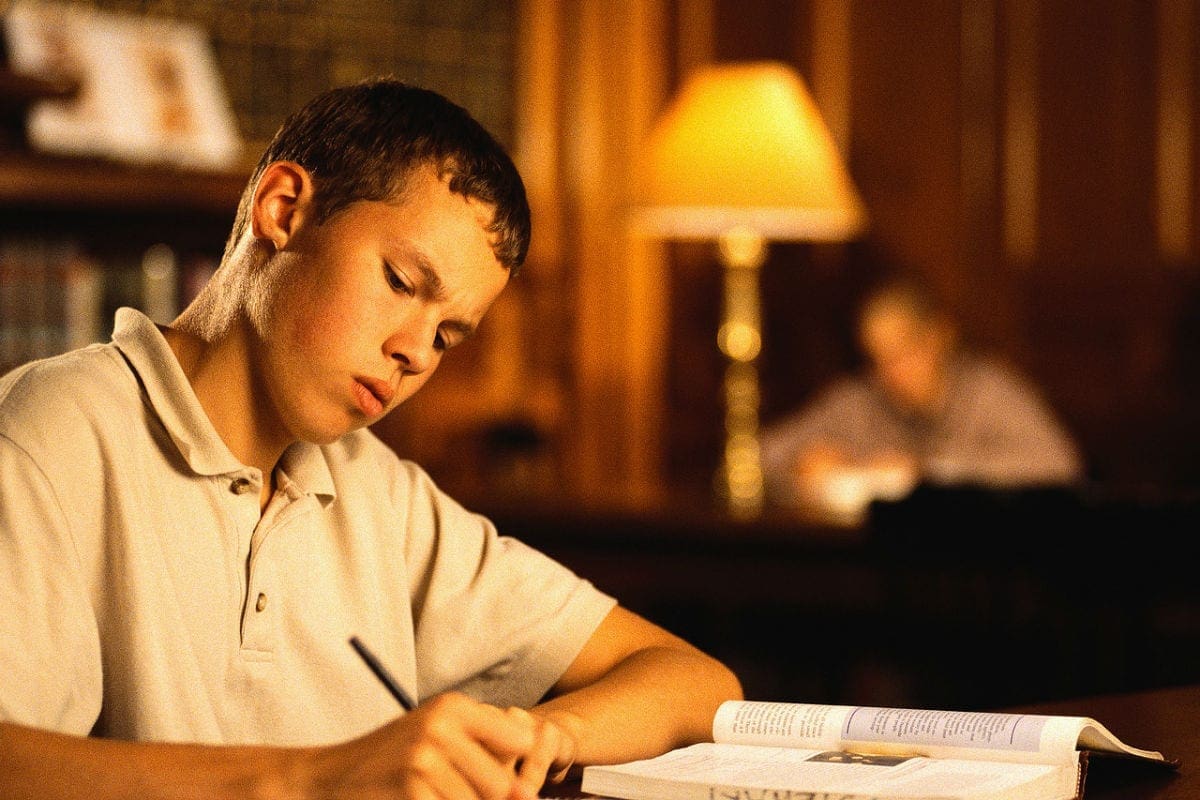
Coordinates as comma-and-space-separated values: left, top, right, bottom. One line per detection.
0, 697, 577, 800
792, 441, 852, 486
310, 692, 577, 800
520, 707, 582, 789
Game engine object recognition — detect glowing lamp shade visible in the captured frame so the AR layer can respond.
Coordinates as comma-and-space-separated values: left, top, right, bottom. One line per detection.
637, 61, 866, 241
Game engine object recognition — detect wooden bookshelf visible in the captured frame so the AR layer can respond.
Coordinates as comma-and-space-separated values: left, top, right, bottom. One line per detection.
0, 153, 244, 375
0, 153, 247, 214
1, 61, 246, 212
0, 68, 77, 149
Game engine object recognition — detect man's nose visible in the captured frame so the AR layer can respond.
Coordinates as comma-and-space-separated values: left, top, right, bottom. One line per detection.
385, 324, 436, 374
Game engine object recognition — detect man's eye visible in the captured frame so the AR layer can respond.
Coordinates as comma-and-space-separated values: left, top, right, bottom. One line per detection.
385, 265, 411, 294
433, 331, 448, 352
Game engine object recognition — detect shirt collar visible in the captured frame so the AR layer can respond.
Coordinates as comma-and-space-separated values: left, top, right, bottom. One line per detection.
111, 308, 336, 505
281, 442, 337, 507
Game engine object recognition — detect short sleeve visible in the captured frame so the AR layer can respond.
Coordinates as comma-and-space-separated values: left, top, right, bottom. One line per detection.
400, 468, 616, 708
0, 434, 103, 732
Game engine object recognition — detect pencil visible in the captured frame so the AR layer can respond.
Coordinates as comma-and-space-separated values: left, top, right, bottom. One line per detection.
349, 635, 418, 711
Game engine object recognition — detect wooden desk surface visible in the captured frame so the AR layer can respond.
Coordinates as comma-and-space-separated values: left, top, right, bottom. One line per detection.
1008, 683, 1198, 799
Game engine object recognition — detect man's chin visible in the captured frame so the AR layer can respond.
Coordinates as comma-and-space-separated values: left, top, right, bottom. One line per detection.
295, 416, 368, 446
297, 394, 412, 444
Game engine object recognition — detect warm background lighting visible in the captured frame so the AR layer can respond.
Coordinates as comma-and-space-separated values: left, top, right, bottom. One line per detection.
637, 60, 867, 241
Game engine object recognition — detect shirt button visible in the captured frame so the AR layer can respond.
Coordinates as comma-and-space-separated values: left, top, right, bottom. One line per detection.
255, 592, 268, 612
230, 477, 253, 495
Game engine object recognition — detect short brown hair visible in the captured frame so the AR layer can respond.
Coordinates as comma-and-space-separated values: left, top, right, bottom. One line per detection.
224, 77, 531, 271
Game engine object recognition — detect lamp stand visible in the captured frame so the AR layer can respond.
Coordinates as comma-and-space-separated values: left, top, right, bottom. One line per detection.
715, 227, 767, 518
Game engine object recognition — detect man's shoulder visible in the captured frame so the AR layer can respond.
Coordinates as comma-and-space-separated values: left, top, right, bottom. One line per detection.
317, 428, 484, 539
0, 344, 136, 440
802, 372, 882, 412
0, 343, 134, 408
957, 353, 1039, 393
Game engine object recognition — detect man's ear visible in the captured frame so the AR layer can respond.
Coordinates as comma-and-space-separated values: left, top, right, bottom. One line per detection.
250, 161, 314, 251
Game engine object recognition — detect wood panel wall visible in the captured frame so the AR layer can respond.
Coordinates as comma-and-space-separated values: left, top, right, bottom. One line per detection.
389, 0, 1200, 507
380, 0, 676, 506
681, 0, 1200, 496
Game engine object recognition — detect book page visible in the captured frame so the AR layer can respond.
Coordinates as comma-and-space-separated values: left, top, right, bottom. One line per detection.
712, 701, 1165, 766
1076, 718, 1168, 762
581, 742, 1077, 800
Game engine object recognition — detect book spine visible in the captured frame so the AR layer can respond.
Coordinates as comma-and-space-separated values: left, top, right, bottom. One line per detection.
64, 250, 104, 351
0, 239, 17, 374
0, 236, 109, 376
141, 243, 178, 325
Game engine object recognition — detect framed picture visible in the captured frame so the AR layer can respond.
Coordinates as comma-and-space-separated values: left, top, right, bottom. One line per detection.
4, 1, 242, 169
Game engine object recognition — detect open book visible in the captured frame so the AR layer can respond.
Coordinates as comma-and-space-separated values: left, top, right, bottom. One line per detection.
582, 700, 1177, 800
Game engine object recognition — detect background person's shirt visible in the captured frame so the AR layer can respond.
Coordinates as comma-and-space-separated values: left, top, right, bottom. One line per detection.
761, 355, 1085, 510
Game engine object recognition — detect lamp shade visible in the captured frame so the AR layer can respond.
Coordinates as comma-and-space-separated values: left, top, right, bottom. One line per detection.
637, 61, 867, 241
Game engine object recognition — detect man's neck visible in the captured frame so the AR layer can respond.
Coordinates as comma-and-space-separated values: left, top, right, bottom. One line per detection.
161, 321, 290, 499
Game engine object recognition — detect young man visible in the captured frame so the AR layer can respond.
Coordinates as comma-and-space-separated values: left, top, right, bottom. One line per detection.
0, 79, 741, 799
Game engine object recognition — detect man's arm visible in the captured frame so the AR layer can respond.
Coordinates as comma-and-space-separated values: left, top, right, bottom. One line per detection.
947, 362, 1085, 486
0, 607, 740, 800
760, 379, 885, 507
0, 696, 554, 800
522, 605, 743, 785
0, 608, 740, 800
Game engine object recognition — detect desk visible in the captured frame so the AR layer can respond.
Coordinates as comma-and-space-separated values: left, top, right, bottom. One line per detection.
1008, 683, 1198, 798
487, 493, 1200, 710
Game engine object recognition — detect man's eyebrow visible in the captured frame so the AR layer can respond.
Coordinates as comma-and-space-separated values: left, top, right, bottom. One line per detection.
404, 248, 479, 340
410, 253, 447, 301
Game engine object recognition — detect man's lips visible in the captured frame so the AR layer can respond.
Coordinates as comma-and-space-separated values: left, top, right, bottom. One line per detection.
352, 376, 396, 417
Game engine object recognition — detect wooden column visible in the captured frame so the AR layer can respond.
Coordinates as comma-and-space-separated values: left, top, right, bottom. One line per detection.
514, 0, 673, 506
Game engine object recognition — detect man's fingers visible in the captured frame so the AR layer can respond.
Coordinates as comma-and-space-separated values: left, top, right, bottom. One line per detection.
438, 731, 528, 800
515, 710, 577, 799
321, 693, 554, 800
401, 742, 478, 800
452, 697, 538, 759
409, 695, 540, 800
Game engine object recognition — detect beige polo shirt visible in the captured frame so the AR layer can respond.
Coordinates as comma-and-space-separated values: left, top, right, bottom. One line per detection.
0, 308, 615, 745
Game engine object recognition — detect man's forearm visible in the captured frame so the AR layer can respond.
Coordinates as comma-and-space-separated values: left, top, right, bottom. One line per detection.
533, 643, 743, 766
2, 691, 564, 800
0, 722, 310, 800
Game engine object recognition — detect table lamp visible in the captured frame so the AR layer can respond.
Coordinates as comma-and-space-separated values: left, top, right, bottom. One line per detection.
636, 61, 867, 517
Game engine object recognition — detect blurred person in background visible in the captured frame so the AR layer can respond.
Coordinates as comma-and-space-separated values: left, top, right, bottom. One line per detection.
761, 276, 1084, 520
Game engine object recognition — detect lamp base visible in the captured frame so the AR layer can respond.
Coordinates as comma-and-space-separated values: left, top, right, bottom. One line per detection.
715, 228, 767, 519
717, 360, 764, 518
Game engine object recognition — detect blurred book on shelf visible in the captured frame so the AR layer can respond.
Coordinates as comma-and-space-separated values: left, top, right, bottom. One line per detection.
0, 237, 98, 373
0, 239, 215, 376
